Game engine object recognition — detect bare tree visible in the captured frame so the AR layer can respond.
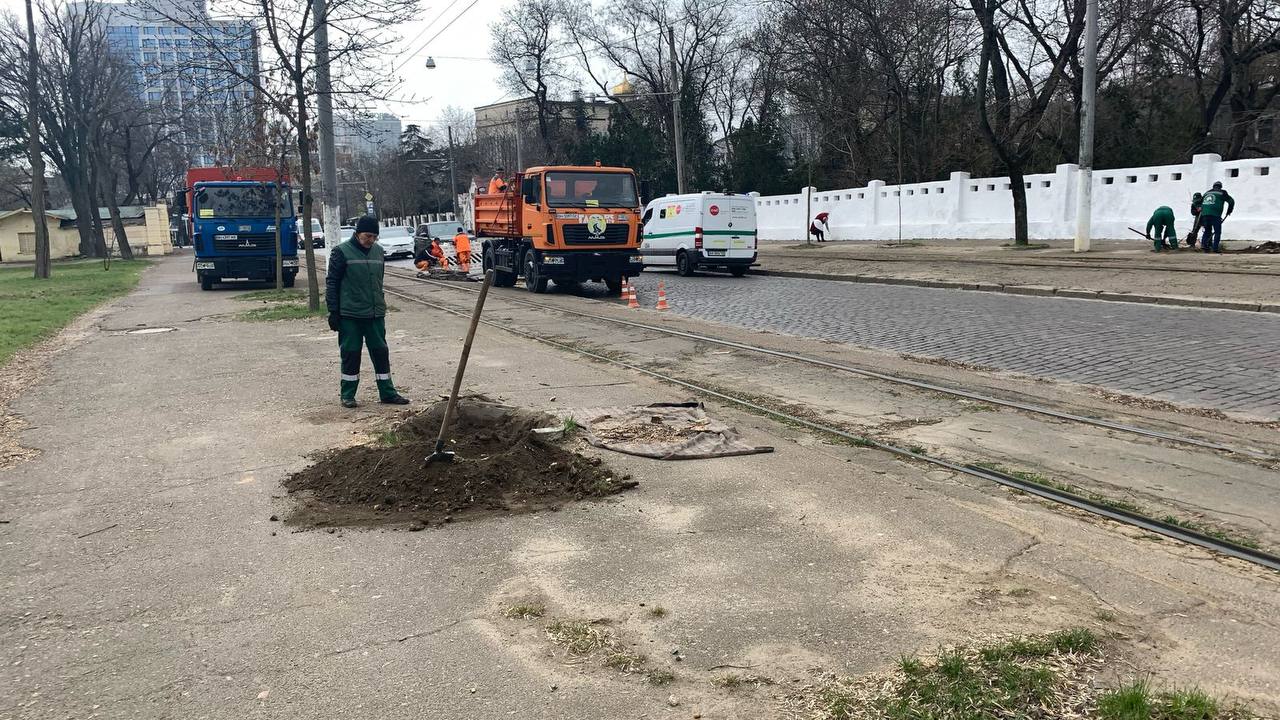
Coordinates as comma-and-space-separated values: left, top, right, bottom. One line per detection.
489, 1, 571, 163
968, 0, 1087, 244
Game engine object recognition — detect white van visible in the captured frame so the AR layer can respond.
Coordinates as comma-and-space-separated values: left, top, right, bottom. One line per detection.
640, 192, 757, 276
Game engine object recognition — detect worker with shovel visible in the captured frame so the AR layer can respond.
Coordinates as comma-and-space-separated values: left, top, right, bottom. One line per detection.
326, 216, 411, 409
1144, 206, 1178, 252
1198, 181, 1235, 254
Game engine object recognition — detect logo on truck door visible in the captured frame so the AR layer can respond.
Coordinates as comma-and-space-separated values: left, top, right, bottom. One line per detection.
587, 214, 608, 238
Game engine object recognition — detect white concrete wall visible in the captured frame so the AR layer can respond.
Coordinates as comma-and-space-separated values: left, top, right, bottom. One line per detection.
754, 154, 1278, 242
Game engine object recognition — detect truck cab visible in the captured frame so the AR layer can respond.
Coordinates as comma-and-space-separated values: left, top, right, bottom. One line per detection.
474, 165, 644, 293
179, 169, 300, 291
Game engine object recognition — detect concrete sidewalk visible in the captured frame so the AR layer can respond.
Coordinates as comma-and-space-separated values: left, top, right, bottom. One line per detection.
756, 239, 1280, 309
2, 256, 1278, 718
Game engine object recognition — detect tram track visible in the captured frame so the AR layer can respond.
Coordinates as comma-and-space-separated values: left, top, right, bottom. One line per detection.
379, 273, 1280, 573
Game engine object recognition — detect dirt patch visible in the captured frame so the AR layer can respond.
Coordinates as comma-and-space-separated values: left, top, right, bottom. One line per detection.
283, 398, 636, 528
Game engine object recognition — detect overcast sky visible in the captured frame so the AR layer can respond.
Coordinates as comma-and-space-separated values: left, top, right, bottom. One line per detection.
0, 0, 514, 128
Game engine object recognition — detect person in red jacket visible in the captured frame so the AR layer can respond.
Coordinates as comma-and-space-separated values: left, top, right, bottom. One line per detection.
810, 211, 830, 242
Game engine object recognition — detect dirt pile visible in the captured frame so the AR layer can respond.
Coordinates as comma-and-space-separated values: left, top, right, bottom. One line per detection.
284, 398, 636, 528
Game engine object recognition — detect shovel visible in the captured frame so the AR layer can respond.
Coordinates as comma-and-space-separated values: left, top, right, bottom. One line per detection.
426, 269, 496, 465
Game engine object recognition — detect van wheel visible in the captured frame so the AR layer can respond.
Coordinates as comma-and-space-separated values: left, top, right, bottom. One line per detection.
676, 251, 695, 277
729, 265, 748, 277
200, 275, 214, 291
523, 253, 549, 294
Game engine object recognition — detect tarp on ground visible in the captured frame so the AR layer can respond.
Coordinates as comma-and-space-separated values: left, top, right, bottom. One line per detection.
563, 402, 774, 460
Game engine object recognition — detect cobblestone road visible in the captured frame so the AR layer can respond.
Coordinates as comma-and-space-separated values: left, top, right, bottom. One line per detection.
627, 271, 1280, 419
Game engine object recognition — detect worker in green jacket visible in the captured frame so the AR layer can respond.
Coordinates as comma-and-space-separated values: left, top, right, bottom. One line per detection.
1144, 206, 1177, 252
325, 216, 410, 408
1198, 181, 1235, 254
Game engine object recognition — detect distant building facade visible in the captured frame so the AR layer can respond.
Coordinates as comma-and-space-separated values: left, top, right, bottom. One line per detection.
474, 96, 612, 169
78, 0, 259, 166
335, 113, 403, 158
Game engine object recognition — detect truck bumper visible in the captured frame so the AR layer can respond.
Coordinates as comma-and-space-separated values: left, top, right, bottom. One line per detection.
696, 251, 756, 268
535, 250, 642, 281
195, 256, 298, 280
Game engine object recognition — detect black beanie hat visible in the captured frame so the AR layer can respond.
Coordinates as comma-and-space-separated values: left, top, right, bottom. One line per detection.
355, 215, 380, 235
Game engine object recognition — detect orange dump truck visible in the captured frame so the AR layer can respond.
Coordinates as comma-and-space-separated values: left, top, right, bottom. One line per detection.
472, 164, 644, 293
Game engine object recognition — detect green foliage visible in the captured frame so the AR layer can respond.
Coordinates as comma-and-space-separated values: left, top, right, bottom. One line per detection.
725, 114, 795, 195
0, 260, 147, 368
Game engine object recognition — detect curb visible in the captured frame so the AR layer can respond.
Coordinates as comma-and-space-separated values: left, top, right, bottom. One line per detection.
752, 269, 1278, 314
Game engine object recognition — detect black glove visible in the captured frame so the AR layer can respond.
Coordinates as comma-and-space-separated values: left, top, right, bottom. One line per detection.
327, 313, 340, 332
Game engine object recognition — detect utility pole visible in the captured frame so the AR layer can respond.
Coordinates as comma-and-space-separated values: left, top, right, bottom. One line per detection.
314, 0, 341, 252
667, 26, 686, 194
24, 0, 49, 279
1073, 0, 1099, 253
447, 124, 459, 218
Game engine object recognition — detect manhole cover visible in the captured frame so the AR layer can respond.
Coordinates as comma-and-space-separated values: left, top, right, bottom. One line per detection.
126, 327, 177, 335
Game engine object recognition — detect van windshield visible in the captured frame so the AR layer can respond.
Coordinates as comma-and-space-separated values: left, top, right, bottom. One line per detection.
545, 172, 638, 208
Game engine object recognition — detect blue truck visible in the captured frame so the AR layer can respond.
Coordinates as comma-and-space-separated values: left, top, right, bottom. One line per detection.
177, 167, 301, 291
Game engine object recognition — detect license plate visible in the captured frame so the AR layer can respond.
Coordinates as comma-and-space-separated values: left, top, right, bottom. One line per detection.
706, 250, 726, 257
195, 261, 215, 270
282, 259, 299, 267
214, 234, 237, 241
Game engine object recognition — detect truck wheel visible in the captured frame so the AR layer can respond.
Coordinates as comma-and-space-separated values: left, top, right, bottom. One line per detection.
523, 253, 549, 294
487, 248, 517, 287
200, 275, 214, 291
729, 265, 748, 277
283, 273, 296, 288
676, 251, 696, 277
604, 277, 623, 295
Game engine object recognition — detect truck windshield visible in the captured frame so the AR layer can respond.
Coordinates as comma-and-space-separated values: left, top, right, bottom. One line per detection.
544, 172, 638, 208
195, 184, 287, 218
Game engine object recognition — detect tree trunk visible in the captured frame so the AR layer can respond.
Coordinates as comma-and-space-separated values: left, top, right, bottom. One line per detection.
295, 80, 320, 311
273, 183, 283, 291
89, 188, 109, 259
68, 178, 97, 257
1009, 166, 1029, 246
102, 166, 134, 260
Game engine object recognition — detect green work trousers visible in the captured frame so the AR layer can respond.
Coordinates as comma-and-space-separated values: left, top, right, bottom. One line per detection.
339, 316, 399, 401
1150, 224, 1176, 250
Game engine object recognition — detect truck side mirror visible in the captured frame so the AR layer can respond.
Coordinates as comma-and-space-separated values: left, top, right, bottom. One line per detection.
297, 190, 306, 210
173, 192, 187, 214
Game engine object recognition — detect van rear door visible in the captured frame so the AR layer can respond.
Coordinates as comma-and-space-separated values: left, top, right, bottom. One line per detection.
700, 197, 731, 255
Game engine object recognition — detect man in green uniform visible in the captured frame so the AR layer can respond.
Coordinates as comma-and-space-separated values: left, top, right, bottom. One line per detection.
1144, 206, 1177, 252
1198, 181, 1235, 254
325, 216, 410, 408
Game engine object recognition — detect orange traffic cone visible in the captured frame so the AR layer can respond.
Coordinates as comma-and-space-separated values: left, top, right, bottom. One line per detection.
627, 283, 640, 309
619, 278, 629, 300
655, 281, 670, 311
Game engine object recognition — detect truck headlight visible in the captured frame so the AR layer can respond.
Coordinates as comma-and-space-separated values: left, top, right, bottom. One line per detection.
542, 255, 565, 265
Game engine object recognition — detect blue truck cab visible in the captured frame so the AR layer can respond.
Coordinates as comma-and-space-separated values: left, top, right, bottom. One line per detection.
180, 176, 300, 291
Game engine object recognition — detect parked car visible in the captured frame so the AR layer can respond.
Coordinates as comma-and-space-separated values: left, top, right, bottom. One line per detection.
377, 226, 414, 259
415, 221, 471, 255
307, 218, 325, 248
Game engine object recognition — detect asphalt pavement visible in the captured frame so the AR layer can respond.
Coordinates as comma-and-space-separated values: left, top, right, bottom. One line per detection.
626, 270, 1280, 420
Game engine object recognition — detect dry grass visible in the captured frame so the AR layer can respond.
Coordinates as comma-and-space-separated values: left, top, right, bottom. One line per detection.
502, 603, 546, 620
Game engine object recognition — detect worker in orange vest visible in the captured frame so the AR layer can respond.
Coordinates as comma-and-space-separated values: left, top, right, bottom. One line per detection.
430, 238, 449, 270
488, 169, 507, 195
453, 231, 472, 273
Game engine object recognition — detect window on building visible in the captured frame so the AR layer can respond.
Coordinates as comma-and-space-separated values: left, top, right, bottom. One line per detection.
19, 232, 35, 255
143, 52, 156, 61
142, 38, 155, 47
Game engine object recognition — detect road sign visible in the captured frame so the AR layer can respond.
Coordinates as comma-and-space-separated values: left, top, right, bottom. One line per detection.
364, 192, 374, 202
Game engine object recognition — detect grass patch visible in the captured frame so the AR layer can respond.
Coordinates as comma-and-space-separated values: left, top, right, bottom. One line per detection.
1098, 680, 1245, 720
374, 429, 405, 447
1160, 515, 1261, 550
907, 445, 927, 456
787, 630, 1257, 720
1096, 609, 1118, 622
1007, 587, 1034, 598
238, 302, 327, 322
646, 669, 675, 686
713, 673, 744, 689
0, 260, 148, 368
647, 605, 668, 619
603, 650, 647, 673
503, 603, 546, 620
560, 415, 581, 438
545, 619, 615, 656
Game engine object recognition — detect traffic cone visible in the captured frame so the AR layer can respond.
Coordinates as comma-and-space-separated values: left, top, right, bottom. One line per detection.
627, 283, 640, 309
619, 277, 629, 300
655, 281, 670, 311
